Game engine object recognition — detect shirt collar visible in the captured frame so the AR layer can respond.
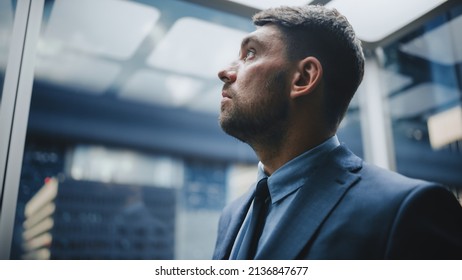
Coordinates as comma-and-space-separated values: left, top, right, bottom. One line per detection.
257, 135, 340, 204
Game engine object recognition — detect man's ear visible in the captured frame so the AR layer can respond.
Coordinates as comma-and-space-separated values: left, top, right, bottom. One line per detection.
290, 56, 323, 99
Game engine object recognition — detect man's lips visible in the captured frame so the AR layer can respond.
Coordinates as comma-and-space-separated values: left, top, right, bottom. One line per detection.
222, 91, 232, 99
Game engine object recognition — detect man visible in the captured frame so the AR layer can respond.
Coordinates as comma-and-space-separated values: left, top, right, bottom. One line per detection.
213, 4, 462, 259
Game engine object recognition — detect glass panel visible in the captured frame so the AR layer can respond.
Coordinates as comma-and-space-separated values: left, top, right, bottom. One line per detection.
9, 0, 365, 259
0, 0, 16, 108
11, 0, 255, 260
383, 3, 462, 203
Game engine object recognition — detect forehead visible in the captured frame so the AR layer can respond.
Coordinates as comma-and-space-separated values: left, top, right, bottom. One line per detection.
241, 24, 286, 49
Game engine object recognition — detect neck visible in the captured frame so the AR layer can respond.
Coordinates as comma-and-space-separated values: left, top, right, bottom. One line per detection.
252, 126, 334, 175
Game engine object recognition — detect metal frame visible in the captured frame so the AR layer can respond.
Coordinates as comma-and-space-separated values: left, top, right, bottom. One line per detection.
0, 0, 30, 212
0, 0, 44, 260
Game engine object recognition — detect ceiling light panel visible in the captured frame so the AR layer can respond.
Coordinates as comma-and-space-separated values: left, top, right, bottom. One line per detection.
147, 17, 248, 79
119, 69, 172, 106
327, 0, 447, 43
43, 0, 160, 60
119, 69, 203, 108
227, 0, 314, 10
35, 52, 121, 94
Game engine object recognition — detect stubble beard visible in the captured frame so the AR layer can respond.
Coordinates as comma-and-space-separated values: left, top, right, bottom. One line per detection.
219, 70, 290, 150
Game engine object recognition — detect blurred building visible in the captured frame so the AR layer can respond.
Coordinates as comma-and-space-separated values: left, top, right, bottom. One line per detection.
22, 178, 175, 259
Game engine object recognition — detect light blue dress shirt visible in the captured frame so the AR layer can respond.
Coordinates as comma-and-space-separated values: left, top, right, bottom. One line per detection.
230, 135, 340, 259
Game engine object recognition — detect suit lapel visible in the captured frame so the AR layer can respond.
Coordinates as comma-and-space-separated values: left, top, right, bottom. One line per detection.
256, 145, 362, 259
213, 185, 255, 259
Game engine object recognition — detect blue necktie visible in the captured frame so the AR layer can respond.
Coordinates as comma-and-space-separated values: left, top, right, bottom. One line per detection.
236, 178, 270, 259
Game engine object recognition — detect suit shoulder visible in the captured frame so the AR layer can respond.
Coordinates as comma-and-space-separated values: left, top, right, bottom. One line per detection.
331, 145, 439, 198
345, 162, 458, 218
383, 174, 462, 259
358, 162, 440, 195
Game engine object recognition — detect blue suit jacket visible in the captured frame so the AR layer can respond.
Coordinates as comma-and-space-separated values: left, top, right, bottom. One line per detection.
212, 145, 462, 259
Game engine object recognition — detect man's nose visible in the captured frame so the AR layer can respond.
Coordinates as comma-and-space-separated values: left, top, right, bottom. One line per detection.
218, 64, 237, 83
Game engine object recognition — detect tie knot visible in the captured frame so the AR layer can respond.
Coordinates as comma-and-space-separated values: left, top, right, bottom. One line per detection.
255, 178, 270, 203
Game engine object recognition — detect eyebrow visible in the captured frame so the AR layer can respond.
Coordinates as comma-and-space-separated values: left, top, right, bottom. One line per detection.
240, 34, 264, 50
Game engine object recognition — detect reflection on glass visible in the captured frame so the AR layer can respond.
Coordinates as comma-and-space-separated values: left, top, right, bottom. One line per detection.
22, 177, 176, 259
11, 0, 255, 260
382, 3, 462, 197
8, 0, 369, 259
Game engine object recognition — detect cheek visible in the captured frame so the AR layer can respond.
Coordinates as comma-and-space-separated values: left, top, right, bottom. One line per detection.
236, 66, 270, 94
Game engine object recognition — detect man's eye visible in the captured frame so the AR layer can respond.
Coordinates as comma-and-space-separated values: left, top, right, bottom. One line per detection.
243, 49, 256, 61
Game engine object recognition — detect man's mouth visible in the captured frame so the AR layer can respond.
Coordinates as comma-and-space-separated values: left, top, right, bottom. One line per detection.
221, 90, 231, 99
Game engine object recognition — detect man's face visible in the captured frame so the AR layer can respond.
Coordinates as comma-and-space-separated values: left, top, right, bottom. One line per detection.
218, 24, 294, 145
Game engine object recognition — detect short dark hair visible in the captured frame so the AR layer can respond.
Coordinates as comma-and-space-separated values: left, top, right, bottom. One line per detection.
253, 5, 365, 129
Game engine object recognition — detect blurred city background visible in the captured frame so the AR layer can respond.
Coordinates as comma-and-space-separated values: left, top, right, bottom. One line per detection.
0, 0, 461, 259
